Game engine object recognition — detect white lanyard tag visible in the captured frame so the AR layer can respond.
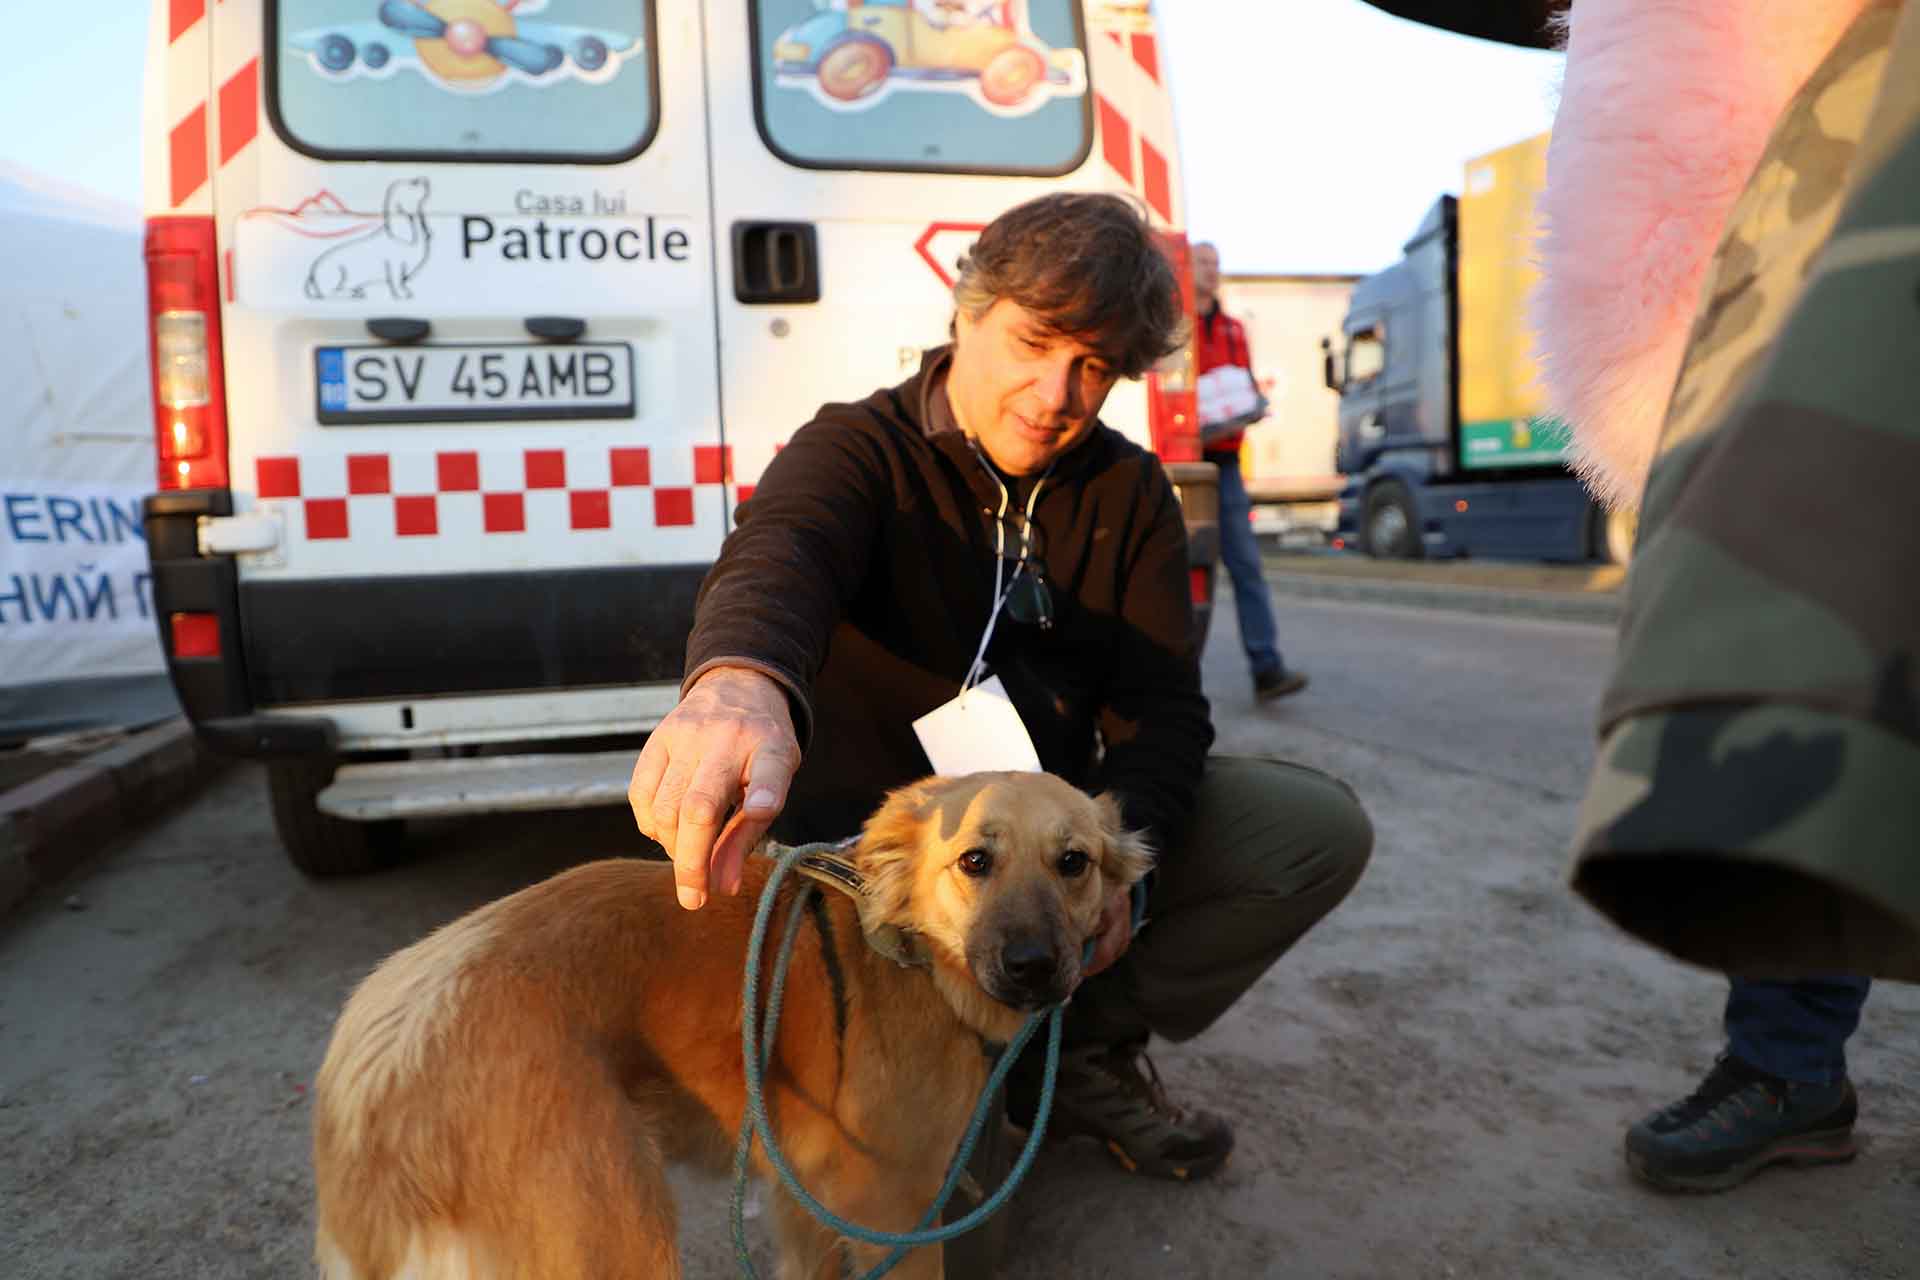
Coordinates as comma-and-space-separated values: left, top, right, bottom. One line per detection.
912, 674, 1042, 777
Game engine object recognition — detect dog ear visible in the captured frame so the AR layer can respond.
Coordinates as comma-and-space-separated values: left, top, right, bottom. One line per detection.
1093, 792, 1155, 890
852, 777, 941, 932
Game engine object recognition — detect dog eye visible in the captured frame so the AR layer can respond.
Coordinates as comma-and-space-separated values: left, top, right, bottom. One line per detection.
958, 848, 993, 877
1057, 849, 1089, 877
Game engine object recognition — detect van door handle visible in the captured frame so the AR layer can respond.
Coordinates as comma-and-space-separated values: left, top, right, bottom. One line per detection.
366, 317, 431, 343
732, 221, 820, 305
525, 315, 586, 342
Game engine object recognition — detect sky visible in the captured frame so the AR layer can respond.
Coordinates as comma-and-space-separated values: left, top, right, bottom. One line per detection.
0, 3, 1562, 276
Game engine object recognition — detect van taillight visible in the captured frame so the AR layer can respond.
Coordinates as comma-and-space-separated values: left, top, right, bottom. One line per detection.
170, 612, 222, 659
1149, 231, 1201, 462
145, 217, 229, 492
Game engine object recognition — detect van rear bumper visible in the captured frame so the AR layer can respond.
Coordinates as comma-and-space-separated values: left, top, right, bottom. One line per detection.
236, 566, 705, 705
145, 489, 706, 757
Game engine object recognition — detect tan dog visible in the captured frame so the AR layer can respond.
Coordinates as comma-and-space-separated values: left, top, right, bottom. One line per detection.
312, 771, 1153, 1279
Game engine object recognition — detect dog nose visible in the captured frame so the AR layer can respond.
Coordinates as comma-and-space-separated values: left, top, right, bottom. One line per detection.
1000, 938, 1058, 991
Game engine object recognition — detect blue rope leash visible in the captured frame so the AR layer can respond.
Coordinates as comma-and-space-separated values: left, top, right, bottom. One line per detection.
728, 841, 1067, 1279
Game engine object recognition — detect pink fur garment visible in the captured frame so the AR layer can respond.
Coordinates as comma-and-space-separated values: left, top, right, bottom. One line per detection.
1531, 0, 1873, 510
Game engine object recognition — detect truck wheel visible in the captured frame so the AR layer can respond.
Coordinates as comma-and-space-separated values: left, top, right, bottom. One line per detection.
818, 37, 892, 102
1592, 504, 1639, 565
1363, 481, 1423, 559
266, 758, 403, 878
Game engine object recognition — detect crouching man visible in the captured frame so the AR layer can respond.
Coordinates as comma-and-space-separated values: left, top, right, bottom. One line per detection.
629, 192, 1373, 1180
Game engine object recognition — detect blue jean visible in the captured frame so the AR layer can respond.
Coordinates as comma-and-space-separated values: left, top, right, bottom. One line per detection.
1725, 975, 1872, 1085
1207, 451, 1284, 677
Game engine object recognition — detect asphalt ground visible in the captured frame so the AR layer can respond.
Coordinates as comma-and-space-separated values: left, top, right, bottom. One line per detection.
1260, 548, 1624, 626
5, 585, 1917, 1279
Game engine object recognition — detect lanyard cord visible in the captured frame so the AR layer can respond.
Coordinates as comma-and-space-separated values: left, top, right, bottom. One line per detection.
961, 477, 1011, 693
961, 440, 1051, 692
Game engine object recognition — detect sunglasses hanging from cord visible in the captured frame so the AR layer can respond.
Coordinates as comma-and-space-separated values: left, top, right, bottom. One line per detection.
995, 509, 1054, 631
961, 439, 1055, 693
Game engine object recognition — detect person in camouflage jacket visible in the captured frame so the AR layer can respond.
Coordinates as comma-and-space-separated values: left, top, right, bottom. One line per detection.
1532, 0, 1919, 1191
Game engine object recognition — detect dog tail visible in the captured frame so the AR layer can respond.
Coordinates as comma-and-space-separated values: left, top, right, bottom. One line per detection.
314, 1228, 366, 1279
313, 906, 507, 1278
316, 1224, 504, 1279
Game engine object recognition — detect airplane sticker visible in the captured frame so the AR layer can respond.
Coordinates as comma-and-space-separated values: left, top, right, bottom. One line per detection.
772, 0, 1088, 118
288, 0, 645, 94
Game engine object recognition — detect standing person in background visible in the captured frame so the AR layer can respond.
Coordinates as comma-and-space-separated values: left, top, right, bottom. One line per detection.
1192, 242, 1307, 701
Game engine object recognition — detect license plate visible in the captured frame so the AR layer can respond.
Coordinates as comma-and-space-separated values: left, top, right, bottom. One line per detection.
315, 343, 635, 424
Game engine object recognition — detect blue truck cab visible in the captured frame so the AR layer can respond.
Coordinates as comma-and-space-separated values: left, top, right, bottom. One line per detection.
1329, 136, 1630, 563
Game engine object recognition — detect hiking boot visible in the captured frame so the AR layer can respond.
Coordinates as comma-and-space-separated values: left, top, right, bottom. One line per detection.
1624, 1054, 1857, 1193
1255, 667, 1308, 701
1012, 1042, 1233, 1181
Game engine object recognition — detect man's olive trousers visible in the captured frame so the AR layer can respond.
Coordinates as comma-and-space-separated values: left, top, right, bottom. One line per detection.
1063, 753, 1374, 1048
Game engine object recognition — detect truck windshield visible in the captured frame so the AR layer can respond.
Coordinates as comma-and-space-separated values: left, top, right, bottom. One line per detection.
269, 1, 658, 162
751, 0, 1092, 174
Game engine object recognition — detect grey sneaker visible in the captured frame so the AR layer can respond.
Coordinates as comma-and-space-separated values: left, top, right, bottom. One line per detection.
1624, 1054, 1857, 1192
1037, 1043, 1234, 1181
1254, 668, 1308, 701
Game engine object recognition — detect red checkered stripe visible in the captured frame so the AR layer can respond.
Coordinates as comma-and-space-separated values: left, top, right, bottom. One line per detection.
254, 446, 742, 541
162, 0, 262, 213
729, 441, 795, 502
1087, 14, 1181, 228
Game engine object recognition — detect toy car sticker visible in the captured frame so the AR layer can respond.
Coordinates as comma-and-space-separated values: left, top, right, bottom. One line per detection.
769, 0, 1087, 118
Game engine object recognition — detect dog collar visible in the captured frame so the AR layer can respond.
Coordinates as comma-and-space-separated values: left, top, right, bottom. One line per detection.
763, 838, 931, 971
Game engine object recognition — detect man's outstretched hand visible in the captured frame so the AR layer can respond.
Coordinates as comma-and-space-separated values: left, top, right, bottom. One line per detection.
627, 665, 800, 911
1080, 884, 1135, 980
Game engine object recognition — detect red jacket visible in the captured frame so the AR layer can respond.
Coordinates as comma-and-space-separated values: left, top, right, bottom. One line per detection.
1195, 301, 1256, 455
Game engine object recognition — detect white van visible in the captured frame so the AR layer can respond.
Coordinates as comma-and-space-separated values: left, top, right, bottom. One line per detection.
142, 0, 1216, 874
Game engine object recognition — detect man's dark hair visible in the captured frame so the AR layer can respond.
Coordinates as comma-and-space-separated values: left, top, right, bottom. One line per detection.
952, 192, 1187, 379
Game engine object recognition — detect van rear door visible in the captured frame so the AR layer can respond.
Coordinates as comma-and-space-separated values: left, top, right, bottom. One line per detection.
706, 1, 1180, 491
207, 0, 720, 729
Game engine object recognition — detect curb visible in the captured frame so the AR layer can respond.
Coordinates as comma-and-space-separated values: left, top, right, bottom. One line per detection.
0, 718, 225, 919
1264, 569, 1623, 626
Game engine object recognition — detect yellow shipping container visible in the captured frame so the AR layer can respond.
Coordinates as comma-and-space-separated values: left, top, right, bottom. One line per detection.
1456, 132, 1569, 468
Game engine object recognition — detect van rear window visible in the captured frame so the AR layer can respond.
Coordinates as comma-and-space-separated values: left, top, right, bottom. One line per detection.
752, 1, 1091, 174
269, 1, 658, 162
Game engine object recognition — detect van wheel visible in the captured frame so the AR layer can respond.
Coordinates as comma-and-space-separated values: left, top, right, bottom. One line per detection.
818, 37, 892, 102
981, 45, 1046, 107
266, 758, 403, 878
1591, 504, 1639, 565
1363, 481, 1423, 559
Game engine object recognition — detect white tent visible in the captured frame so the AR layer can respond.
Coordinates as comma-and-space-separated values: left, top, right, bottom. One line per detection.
0, 163, 178, 742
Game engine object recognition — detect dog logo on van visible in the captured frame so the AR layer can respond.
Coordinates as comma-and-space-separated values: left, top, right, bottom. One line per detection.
772, 0, 1086, 118
277, 179, 435, 302
288, 0, 644, 93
